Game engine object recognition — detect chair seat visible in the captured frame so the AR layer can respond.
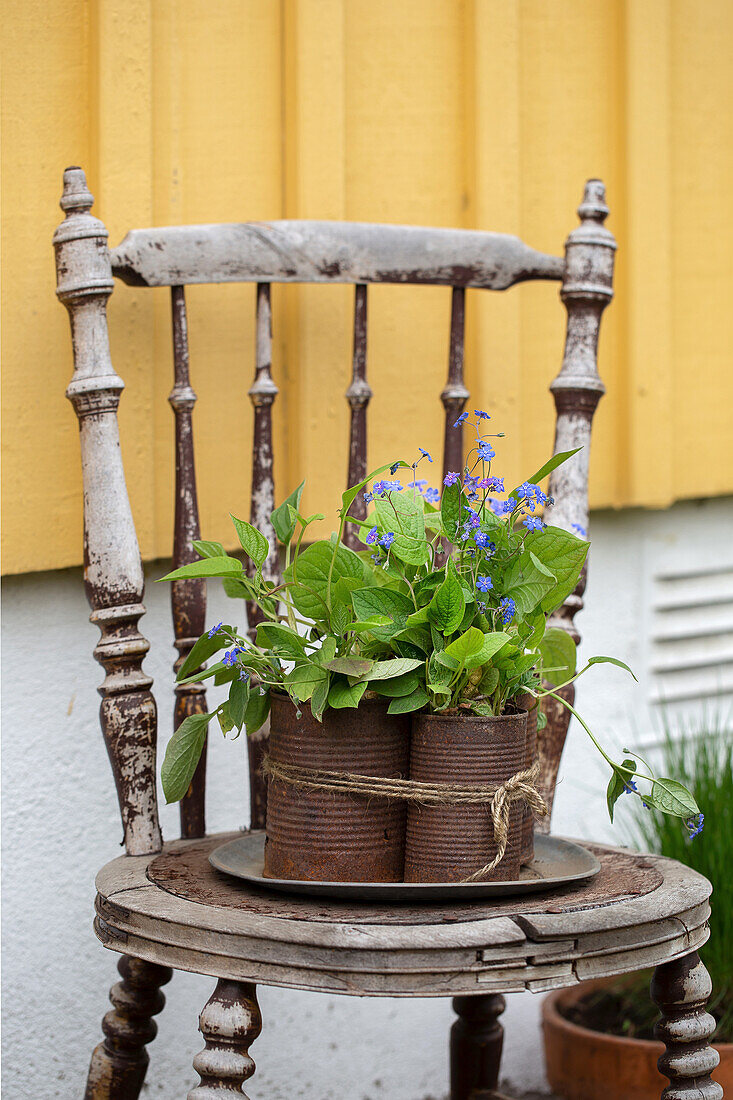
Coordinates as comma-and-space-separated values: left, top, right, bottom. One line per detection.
94, 832, 710, 998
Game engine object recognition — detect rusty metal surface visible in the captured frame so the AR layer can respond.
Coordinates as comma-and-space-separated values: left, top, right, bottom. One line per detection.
209, 832, 600, 900
404, 711, 528, 883
148, 837, 663, 924
264, 694, 411, 882
169, 285, 209, 839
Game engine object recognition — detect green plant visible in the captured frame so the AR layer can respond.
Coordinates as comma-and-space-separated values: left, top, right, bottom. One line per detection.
581, 713, 732, 1041
156, 412, 700, 833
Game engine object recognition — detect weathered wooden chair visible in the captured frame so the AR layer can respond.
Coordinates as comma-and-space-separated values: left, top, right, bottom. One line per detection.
55, 168, 721, 1100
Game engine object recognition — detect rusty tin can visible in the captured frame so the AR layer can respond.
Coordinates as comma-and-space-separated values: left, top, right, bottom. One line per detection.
264, 693, 411, 882
403, 709, 528, 883
517, 692, 539, 865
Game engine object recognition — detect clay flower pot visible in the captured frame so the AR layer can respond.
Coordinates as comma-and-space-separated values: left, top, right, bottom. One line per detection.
264, 693, 410, 883
403, 709, 528, 883
542, 980, 732, 1100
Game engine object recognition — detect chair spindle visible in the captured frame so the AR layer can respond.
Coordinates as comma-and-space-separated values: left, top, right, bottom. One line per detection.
344, 283, 371, 550
538, 179, 617, 825
441, 286, 469, 481
170, 286, 208, 839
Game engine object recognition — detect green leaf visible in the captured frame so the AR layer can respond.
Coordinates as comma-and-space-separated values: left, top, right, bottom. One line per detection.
587, 655, 638, 681
177, 626, 234, 681
341, 461, 407, 514
509, 448, 581, 500
526, 526, 589, 614
347, 616, 393, 634
650, 778, 701, 818
371, 670, 421, 697
467, 631, 511, 669
177, 659, 229, 687
328, 678, 368, 709
228, 678, 251, 729
606, 759, 637, 823
539, 627, 578, 688
256, 622, 307, 660
243, 687, 271, 735
392, 624, 434, 655
271, 480, 305, 545
351, 587, 414, 642
192, 539, 227, 559
445, 627, 485, 664
325, 656, 374, 677
477, 666, 499, 696
330, 601, 351, 637
230, 514, 270, 569
505, 557, 556, 616
217, 701, 235, 735
284, 541, 365, 621
387, 686, 429, 714
159, 556, 244, 582
440, 480, 463, 541
529, 550, 556, 580
310, 674, 331, 720
284, 662, 329, 702
161, 713, 211, 803
428, 562, 465, 634
367, 658, 424, 681
313, 637, 337, 666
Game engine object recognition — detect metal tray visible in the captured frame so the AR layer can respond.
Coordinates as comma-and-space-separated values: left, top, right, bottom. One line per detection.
209, 831, 601, 901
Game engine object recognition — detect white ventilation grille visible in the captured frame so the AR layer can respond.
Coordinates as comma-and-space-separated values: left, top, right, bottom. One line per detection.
650, 565, 733, 704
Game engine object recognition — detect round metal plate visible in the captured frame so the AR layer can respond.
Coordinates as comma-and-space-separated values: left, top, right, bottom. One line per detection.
209, 832, 601, 901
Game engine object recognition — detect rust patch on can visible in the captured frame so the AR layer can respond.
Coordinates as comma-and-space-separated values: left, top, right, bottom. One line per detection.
264, 694, 410, 883
404, 710, 528, 883
517, 692, 538, 865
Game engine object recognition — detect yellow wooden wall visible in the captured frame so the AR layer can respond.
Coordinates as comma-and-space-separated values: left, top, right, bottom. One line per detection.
3, 0, 732, 575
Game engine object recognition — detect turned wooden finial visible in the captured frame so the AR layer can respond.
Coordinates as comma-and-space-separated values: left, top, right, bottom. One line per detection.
651, 952, 723, 1100
189, 980, 262, 1099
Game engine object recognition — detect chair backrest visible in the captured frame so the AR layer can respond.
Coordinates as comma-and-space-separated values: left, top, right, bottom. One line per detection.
54, 167, 616, 857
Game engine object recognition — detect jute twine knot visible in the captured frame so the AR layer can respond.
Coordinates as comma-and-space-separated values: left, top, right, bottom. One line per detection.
262, 757, 548, 882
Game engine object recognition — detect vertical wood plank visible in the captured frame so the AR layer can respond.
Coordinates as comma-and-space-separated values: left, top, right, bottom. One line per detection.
441, 286, 468, 480
247, 282, 279, 830
344, 283, 371, 550
169, 286, 208, 840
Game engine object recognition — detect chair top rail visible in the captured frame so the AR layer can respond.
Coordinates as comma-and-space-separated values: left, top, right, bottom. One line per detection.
110, 219, 564, 289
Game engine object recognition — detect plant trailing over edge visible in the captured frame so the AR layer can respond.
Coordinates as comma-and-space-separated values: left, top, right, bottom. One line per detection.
157, 411, 702, 841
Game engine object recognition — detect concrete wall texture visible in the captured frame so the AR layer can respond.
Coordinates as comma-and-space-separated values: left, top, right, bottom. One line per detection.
3, 496, 732, 1098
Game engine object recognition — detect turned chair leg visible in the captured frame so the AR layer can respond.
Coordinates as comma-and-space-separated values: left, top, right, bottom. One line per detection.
188, 979, 262, 1099
450, 993, 506, 1100
651, 951, 723, 1100
84, 956, 173, 1100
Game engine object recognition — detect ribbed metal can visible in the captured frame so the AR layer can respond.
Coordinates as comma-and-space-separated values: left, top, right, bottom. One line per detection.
517, 692, 539, 865
403, 709, 528, 883
264, 693, 411, 882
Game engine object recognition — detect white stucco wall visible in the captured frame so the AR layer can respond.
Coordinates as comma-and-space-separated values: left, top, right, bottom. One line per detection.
3, 497, 732, 1099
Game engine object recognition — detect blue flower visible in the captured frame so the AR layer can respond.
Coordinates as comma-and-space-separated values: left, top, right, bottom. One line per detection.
499, 597, 516, 624
379, 532, 395, 550
476, 575, 493, 592
371, 551, 383, 563
366, 526, 379, 545
485, 476, 505, 492
687, 813, 704, 839
383, 479, 403, 492
418, 448, 433, 462
239, 669, 251, 682
364, 491, 374, 504
443, 471, 460, 487
572, 523, 588, 538
222, 647, 244, 667
477, 600, 487, 613
474, 531, 491, 549
460, 528, 472, 541
208, 621, 223, 639
464, 474, 480, 493
390, 462, 400, 475
454, 411, 469, 427
408, 479, 428, 491
523, 516, 545, 532
490, 498, 514, 516
622, 779, 638, 794
477, 441, 495, 461
424, 487, 440, 504
466, 509, 481, 528
474, 409, 491, 420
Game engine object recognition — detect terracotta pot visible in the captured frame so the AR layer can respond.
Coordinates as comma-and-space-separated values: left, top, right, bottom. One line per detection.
403, 709, 528, 883
542, 979, 733, 1100
264, 693, 410, 882
517, 691, 539, 865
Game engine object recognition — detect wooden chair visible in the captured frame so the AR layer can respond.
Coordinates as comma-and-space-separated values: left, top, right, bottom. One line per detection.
54, 169, 721, 1100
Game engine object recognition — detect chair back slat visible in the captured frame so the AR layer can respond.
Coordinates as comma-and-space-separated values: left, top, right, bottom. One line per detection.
441, 287, 469, 481
169, 285, 208, 838
54, 167, 162, 856
344, 284, 371, 551
111, 221, 565, 290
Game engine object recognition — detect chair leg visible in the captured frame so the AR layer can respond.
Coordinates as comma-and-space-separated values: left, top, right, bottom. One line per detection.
651, 950, 723, 1100
450, 993, 506, 1100
85, 956, 173, 1100
188, 979, 262, 1099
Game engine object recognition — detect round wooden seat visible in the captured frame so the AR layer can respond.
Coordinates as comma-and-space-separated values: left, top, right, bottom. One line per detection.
94, 831, 711, 998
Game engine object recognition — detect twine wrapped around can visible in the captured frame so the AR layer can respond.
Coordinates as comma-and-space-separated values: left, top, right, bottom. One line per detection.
262, 757, 547, 881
